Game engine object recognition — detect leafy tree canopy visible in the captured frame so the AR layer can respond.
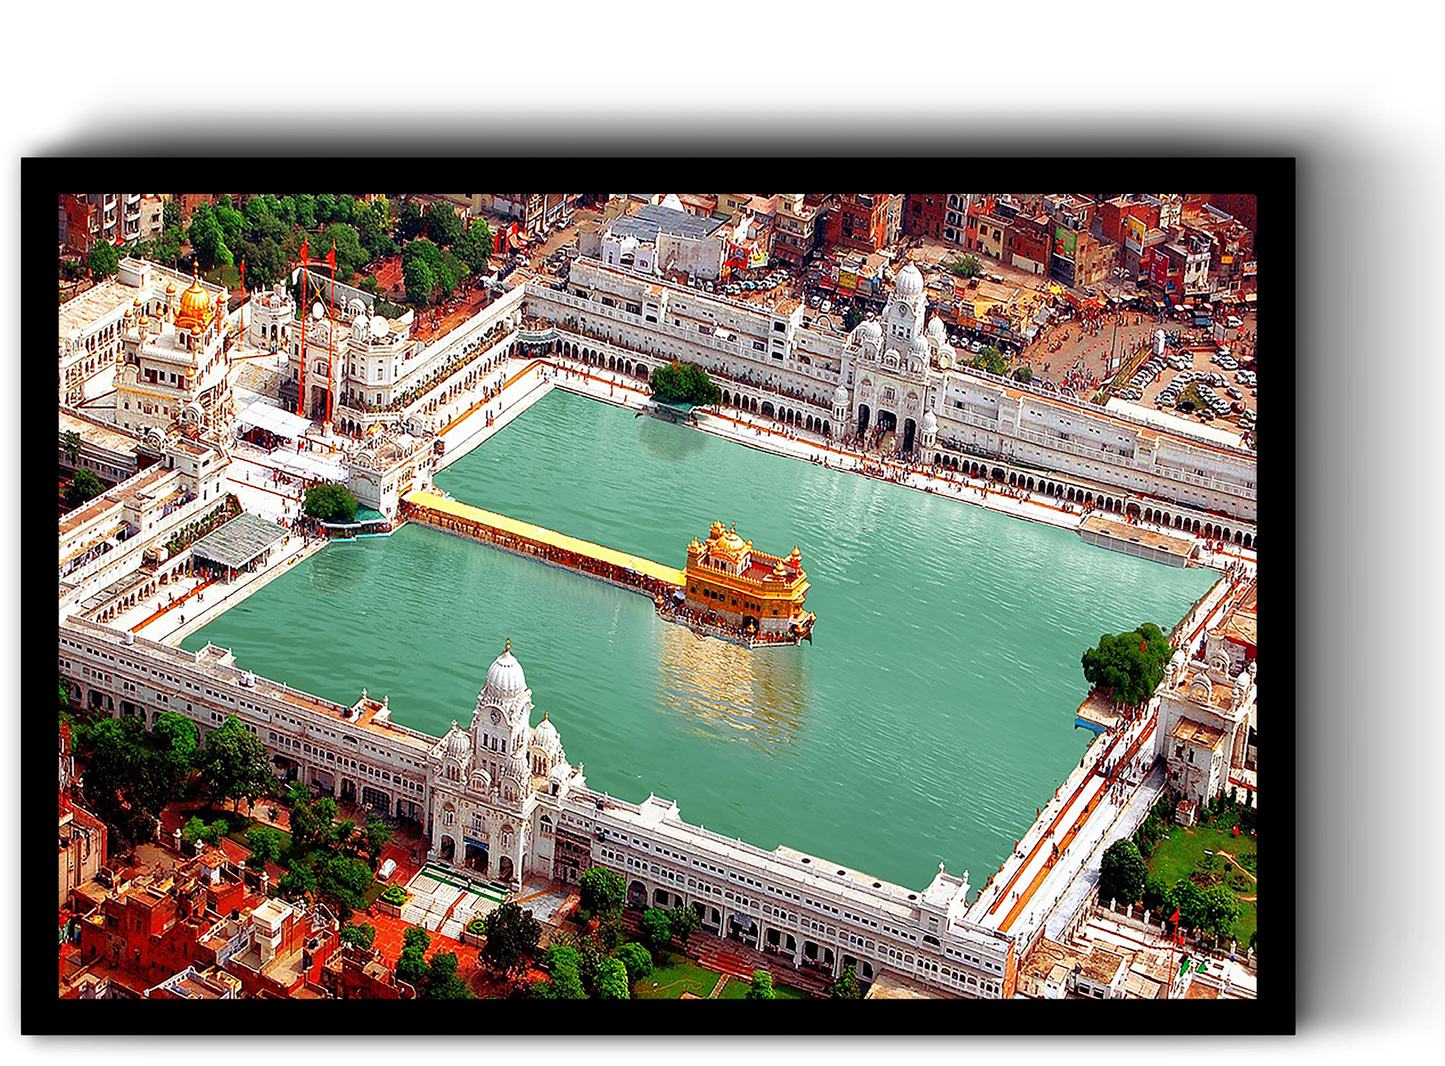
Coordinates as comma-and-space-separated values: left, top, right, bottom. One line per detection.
578, 866, 626, 918
745, 969, 776, 1000
66, 468, 105, 508
1099, 839, 1149, 907
615, 942, 653, 983
481, 902, 542, 975
640, 908, 673, 955
245, 825, 286, 866
196, 714, 274, 811
88, 241, 120, 278
649, 362, 721, 407
830, 964, 863, 999
594, 956, 630, 1000
425, 202, 465, 248
340, 923, 377, 950
1081, 623, 1173, 706
302, 482, 358, 523
456, 219, 493, 276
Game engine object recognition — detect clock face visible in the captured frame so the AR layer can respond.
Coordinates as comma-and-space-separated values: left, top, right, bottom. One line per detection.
490, 709, 502, 725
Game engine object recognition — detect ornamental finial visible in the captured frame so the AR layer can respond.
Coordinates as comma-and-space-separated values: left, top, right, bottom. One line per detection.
504, 637, 511, 654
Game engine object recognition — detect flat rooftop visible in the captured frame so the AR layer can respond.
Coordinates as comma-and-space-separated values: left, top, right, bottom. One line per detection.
607, 203, 729, 244
1079, 515, 1197, 558
59, 408, 141, 457
192, 512, 286, 570
1172, 716, 1227, 750
1216, 578, 1258, 648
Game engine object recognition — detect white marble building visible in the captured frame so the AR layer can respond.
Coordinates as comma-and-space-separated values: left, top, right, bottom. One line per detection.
59, 622, 1020, 997
522, 257, 1258, 538
426, 642, 585, 886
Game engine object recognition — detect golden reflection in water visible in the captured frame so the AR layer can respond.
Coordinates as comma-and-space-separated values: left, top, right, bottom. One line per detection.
654, 619, 810, 753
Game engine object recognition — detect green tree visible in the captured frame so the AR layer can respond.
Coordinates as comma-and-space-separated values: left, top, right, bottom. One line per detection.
745, 969, 776, 1000
1081, 623, 1173, 707
615, 942, 653, 983
397, 199, 427, 242
546, 947, 587, 999
970, 346, 1010, 376
356, 200, 394, 260
319, 223, 366, 281
150, 711, 198, 797
236, 236, 287, 291
65, 467, 104, 508
362, 817, 394, 868
1203, 884, 1240, 941
302, 482, 358, 523
949, 254, 982, 278
74, 716, 168, 848
1012, 365, 1034, 384
593, 955, 630, 1000
188, 206, 232, 269
1099, 839, 1148, 907
395, 926, 433, 991
481, 902, 542, 976
830, 963, 863, 999
213, 199, 245, 249
456, 219, 493, 275
88, 240, 120, 278
315, 194, 338, 224
1141, 872, 1169, 914
332, 817, 357, 853
245, 825, 285, 866
163, 198, 183, 232
639, 908, 673, 955
62, 430, 82, 466
1165, 878, 1209, 932
649, 361, 721, 406
196, 715, 273, 812
314, 852, 374, 920
277, 859, 316, 900
425, 202, 465, 247
340, 923, 376, 950
668, 904, 700, 948
426, 951, 472, 999
404, 237, 455, 300
403, 256, 436, 306
578, 866, 626, 918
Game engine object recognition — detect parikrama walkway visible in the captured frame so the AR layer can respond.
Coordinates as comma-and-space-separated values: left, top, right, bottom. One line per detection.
401, 489, 685, 601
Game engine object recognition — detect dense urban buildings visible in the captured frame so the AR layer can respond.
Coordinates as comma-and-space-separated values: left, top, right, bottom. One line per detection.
55, 191, 1260, 1003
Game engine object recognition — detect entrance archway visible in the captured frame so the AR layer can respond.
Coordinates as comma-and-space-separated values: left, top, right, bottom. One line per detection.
439, 836, 456, 862
902, 417, 917, 454
498, 856, 515, 883
857, 404, 871, 437
464, 841, 489, 872
628, 880, 647, 909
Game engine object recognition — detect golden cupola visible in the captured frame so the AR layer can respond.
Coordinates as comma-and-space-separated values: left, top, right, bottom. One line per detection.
173, 265, 213, 333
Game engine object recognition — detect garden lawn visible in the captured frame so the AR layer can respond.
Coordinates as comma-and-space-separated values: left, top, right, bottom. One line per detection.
633, 957, 726, 999
714, 977, 811, 1000
1145, 821, 1257, 945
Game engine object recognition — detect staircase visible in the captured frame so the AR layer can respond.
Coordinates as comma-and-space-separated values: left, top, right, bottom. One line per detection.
620, 909, 832, 998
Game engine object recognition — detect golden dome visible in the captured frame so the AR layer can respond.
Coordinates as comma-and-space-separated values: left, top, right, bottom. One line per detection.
173, 265, 212, 333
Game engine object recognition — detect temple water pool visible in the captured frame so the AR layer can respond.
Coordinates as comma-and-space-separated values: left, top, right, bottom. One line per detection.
184, 389, 1217, 890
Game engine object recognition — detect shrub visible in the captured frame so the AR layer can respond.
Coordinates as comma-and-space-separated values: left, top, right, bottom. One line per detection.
380, 884, 408, 906
615, 942, 653, 983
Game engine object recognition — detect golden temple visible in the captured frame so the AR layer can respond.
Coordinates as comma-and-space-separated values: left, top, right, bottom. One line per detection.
682, 521, 814, 640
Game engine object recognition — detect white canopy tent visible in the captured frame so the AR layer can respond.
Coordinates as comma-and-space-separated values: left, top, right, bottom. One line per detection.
237, 399, 314, 441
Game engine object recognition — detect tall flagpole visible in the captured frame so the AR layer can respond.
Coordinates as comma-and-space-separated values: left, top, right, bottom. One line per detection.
326, 241, 336, 433
297, 242, 308, 417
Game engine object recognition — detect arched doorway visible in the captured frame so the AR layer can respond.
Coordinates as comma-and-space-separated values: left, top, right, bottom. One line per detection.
627, 880, 647, 909
498, 856, 515, 883
761, 401, 775, 419
902, 417, 917, 454
439, 836, 456, 862
464, 841, 489, 872
857, 404, 871, 437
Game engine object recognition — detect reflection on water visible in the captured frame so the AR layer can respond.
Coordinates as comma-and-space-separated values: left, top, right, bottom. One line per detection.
633, 410, 710, 461
655, 620, 809, 754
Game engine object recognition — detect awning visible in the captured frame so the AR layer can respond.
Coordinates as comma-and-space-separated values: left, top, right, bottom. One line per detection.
237, 400, 312, 441
192, 512, 287, 570
270, 450, 348, 483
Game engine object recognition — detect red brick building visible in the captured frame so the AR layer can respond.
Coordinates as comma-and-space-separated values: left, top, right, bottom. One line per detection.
1002, 213, 1052, 276
1096, 196, 1162, 247
903, 194, 948, 239
322, 943, 419, 999
1206, 193, 1258, 233
823, 193, 895, 254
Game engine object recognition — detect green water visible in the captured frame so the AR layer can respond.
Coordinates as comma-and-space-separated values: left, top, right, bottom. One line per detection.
185, 389, 1216, 890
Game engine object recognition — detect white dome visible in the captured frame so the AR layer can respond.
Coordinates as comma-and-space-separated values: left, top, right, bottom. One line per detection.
909, 335, 930, 358
894, 263, 924, 297
922, 410, 938, 431
442, 722, 470, 760
832, 384, 850, 405
503, 752, 529, 783
533, 716, 560, 751
858, 320, 882, 342
484, 643, 528, 700
548, 761, 571, 782
927, 315, 947, 340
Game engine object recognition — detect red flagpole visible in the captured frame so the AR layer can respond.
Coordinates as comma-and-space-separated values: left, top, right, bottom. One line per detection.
297, 241, 308, 417
326, 240, 336, 431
